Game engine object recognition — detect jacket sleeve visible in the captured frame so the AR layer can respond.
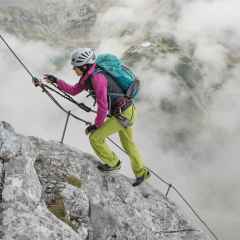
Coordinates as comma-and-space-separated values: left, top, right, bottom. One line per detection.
92, 73, 109, 128
57, 79, 87, 96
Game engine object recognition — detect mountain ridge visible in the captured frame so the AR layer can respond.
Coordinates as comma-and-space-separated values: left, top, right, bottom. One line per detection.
0, 121, 208, 240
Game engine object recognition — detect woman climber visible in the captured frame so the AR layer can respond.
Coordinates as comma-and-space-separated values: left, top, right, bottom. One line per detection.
44, 48, 150, 186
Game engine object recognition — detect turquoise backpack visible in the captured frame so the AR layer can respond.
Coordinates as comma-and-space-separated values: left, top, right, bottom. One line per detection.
96, 54, 139, 98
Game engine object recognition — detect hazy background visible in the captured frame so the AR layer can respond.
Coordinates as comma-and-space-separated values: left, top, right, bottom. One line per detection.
1, 0, 240, 239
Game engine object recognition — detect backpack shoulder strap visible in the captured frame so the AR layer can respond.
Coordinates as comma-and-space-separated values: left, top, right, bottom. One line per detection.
92, 66, 104, 76
86, 67, 103, 89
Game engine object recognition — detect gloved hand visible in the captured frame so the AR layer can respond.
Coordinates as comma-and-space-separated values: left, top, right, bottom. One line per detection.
32, 77, 41, 87
44, 74, 58, 84
85, 124, 97, 135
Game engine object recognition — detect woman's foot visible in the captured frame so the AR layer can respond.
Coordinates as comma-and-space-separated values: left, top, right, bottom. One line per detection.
132, 169, 151, 187
97, 160, 122, 172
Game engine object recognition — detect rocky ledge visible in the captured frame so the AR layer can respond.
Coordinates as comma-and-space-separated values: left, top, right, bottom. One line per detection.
0, 121, 208, 240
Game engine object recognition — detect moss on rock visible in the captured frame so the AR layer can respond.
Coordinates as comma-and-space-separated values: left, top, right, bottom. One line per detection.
65, 175, 81, 188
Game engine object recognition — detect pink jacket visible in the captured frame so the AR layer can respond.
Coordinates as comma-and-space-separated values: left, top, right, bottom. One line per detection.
57, 64, 108, 128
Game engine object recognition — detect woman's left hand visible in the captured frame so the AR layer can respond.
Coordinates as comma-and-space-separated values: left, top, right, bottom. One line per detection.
85, 124, 97, 135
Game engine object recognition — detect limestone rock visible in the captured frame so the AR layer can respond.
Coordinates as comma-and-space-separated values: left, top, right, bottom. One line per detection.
0, 121, 209, 240
0, 0, 98, 48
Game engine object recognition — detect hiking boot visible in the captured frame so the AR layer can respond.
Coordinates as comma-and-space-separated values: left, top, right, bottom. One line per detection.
97, 160, 121, 172
132, 169, 151, 187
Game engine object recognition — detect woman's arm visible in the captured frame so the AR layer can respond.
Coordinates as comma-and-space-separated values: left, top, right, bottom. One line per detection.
57, 79, 87, 96
92, 73, 109, 128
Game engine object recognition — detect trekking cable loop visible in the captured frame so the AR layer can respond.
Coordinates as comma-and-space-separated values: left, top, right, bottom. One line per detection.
149, 168, 219, 240
165, 183, 172, 197
0, 33, 219, 240
46, 83, 96, 114
41, 84, 91, 125
60, 110, 71, 144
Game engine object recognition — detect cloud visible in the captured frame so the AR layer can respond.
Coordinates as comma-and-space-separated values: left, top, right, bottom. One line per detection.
92, 1, 240, 239
1, 1, 240, 239
176, 0, 240, 45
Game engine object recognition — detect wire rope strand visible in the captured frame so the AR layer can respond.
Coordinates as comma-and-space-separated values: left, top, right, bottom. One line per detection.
0, 34, 34, 78
171, 185, 219, 240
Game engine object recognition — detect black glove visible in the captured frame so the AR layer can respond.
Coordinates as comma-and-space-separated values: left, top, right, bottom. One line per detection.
32, 77, 40, 87
44, 74, 58, 84
85, 124, 97, 135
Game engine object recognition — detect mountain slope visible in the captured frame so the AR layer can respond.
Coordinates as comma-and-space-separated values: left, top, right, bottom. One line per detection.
0, 121, 208, 240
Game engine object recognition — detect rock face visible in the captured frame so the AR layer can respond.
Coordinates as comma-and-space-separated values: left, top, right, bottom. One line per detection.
0, 0, 99, 48
0, 121, 208, 240
123, 35, 204, 111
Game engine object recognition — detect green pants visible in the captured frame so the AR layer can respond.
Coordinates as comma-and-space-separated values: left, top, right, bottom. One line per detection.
89, 105, 146, 177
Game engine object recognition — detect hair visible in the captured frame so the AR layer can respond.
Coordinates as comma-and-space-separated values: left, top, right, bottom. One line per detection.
77, 64, 93, 75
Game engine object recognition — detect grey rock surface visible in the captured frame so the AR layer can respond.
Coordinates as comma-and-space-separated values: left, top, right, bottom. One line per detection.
123, 36, 204, 109
0, 121, 209, 240
0, 0, 99, 48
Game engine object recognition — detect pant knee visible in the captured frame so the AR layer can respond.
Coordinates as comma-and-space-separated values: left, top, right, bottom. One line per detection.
89, 132, 103, 145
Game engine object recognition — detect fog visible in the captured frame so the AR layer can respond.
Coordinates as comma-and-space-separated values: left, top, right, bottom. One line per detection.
1, 0, 240, 239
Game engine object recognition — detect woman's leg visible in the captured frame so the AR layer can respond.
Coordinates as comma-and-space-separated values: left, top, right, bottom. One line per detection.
89, 115, 123, 167
119, 127, 146, 177
117, 106, 147, 177
89, 105, 148, 179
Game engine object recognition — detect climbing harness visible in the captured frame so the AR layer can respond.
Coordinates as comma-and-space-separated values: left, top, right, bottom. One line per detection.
110, 97, 134, 128
0, 33, 219, 240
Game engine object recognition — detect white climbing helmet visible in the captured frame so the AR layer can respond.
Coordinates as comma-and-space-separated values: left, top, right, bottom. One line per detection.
71, 48, 96, 67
